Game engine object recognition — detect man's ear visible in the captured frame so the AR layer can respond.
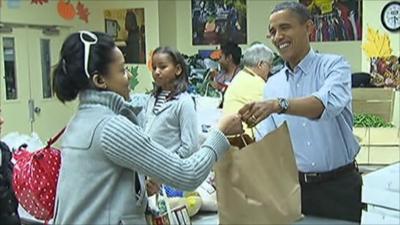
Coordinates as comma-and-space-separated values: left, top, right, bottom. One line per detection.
305, 19, 314, 35
175, 64, 183, 77
92, 74, 107, 89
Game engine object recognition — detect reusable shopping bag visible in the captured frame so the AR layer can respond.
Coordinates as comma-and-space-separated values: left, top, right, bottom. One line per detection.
12, 128, 65, 222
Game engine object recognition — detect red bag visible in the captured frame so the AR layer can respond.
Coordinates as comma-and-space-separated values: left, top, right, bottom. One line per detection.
12, 128, 65, 221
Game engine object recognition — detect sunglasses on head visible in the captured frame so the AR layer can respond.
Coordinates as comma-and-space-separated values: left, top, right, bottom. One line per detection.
79, 31, 98, 78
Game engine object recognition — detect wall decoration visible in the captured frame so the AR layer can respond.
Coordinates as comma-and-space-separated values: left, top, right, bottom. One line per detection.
56, 0, 90, 23
76, 1, 89, 23
31, 0, 49, 5
362, 27, 399, 89
299, 0, 362, 42
191, 0, 247, 45
127, 65, 139, 91
104, 8, 146, 64
57, 0, 76, 20
380, 1, 400, 32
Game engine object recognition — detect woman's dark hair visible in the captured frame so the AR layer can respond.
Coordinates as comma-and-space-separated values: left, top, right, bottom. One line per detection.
52, 31, 115, 103
151, 46, 189, 99
220, 41, 242, 65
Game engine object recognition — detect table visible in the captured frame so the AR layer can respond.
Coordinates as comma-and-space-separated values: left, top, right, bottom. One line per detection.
192, 212, 358, 225
20, 209, 358, 225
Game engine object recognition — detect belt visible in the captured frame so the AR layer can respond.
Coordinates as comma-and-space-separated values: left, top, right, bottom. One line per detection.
298, 161, 358, 184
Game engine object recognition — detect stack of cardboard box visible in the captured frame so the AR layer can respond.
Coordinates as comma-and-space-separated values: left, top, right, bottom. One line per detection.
361, 163, 400, 224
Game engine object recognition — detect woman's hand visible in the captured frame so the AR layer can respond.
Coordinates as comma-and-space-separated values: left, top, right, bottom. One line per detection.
217, 113, 244, 136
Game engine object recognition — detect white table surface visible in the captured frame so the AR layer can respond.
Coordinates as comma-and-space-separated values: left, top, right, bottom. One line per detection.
192, 212, 358, 225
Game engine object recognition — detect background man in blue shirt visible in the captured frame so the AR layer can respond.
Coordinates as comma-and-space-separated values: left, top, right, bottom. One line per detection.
239, 2, 362, 222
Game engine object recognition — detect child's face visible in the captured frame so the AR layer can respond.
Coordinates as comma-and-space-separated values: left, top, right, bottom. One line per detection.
152, 53, 182, 91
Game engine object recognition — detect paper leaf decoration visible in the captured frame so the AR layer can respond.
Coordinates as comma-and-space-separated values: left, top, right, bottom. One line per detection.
147, 50, 154, 72
362, 27, 393, 58
31, 0, 49, 5
127, 66, 140, 91
76, 1, 89, 23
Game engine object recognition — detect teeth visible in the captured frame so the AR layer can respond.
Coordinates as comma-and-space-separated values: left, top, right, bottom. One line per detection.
279, 43, 289, 49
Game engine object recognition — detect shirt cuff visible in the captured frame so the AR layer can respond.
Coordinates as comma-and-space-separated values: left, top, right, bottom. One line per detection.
201, 129, 230, 161
312, 92, 329, 120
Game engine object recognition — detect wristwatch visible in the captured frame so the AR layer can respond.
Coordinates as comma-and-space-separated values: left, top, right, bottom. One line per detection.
277, 98, 289, 114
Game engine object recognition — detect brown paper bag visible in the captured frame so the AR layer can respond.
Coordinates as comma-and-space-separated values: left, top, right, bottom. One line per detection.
214, 122, 301, 224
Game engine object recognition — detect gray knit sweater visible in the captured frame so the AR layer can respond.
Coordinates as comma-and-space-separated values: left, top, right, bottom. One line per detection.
54, 90, 229, 225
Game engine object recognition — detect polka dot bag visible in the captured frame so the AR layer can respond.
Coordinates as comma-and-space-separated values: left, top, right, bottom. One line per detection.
12, 128, 65, 222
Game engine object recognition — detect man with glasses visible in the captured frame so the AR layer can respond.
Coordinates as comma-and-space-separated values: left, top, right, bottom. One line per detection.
239, 2, 362, 222
223, 43, 274, 136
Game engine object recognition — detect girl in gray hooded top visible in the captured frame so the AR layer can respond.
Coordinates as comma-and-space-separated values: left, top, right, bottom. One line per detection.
52, 31, 243, 225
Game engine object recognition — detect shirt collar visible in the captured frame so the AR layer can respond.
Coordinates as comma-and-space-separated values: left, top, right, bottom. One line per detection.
284, 49, 316, 80
297, 49, 316, 75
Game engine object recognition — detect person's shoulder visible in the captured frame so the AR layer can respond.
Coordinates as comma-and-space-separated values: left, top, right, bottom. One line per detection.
267, 68, 287, 83
176, 92, 196, 106
231, 70, 249, 83
315, 52, 348, 66
129, 93, 150, 107
176, 92, 192, 100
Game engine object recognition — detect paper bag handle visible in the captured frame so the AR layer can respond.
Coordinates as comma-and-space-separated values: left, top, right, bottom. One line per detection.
239, 127, 262, 147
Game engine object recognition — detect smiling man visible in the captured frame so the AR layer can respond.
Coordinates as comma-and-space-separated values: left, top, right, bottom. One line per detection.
238, 1, 362, 222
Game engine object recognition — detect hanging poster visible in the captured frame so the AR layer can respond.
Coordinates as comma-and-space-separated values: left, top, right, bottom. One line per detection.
299, 0, 362, 42
191, 0, 247, 45
104, 8, 146, 64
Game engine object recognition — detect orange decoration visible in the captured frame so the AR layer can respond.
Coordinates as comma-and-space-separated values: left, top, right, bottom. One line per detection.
57, 0, 76, 20
147, 50, 154, 72
210, 49, 222, 60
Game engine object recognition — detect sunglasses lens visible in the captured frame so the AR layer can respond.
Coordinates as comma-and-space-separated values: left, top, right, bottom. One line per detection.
80, 31, 98, 44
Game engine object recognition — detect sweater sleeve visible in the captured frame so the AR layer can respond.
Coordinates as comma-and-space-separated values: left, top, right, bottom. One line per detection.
100, 115, 229, 190
176, 97, 199, 158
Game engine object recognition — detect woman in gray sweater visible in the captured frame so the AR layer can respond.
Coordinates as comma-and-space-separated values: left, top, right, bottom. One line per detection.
51, 31, 242, 224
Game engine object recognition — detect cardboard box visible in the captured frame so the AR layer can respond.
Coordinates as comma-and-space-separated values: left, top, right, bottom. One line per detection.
362, 163, 400, 210
352, 88, 395, 122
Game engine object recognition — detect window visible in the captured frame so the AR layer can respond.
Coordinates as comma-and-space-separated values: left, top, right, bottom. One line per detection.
2, 37, 18, 100
40, 39, 52, 98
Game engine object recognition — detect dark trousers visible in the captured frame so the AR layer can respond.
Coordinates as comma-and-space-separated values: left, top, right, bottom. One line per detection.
300, 169, 363, 222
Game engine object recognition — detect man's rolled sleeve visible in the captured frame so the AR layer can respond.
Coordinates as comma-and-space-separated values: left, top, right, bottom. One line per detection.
312, 57, 352, 121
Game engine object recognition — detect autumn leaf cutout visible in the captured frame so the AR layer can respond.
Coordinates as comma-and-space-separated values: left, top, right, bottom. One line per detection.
76, 1, 89, 23
362, 27, 392, 58
31, 0, 49, 5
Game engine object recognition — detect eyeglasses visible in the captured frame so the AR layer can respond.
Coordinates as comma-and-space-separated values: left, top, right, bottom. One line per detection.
79, 31, 98, 78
